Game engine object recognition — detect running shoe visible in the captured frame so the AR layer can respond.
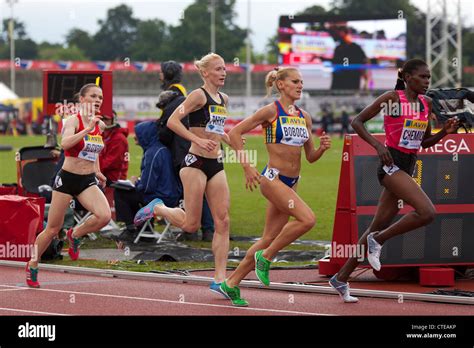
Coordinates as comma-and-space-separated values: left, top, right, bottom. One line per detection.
329, 274, 358, 303
219, 281, 249, 307
367, 232, 383, 271
209, 281, 230, 299
254, 250, 271, 286
66, 228, 81, 261
133, 198, 164, 226
25, 263, 40, 288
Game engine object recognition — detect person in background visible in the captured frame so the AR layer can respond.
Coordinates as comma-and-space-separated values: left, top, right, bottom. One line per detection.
339, 107, 350, 139
100, 110, 129, 184
114, 121, 181, 242
160, 60, 187, 97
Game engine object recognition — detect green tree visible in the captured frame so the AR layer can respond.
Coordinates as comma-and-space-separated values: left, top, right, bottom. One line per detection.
0, 19, 37, 59
65, 29, 94, 59
92, 4, 139, 60
38, 43, 88, 61
167, 0, 246, 62
130, 19, 170, 61
1, 19, 27, 42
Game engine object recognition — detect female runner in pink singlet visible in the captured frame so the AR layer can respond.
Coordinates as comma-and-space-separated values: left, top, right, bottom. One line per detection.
329, 59, 459, 303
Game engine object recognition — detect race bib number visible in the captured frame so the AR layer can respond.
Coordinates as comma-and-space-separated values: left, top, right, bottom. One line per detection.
398, 119, 428, 150
184, 154, 198, 166
280, 117, 309, 146
383, 164, 400, 176
78, 134, 104, 162
263, 167, 279, 181
205, 105, 228, 135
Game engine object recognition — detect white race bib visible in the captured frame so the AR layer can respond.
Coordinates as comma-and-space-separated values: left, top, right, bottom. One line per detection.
398, 119, 428, 150
205, 105, 228, 135
383, 164, 400, 176
262, 167, 279, 181
184, 154, 198, 166
78, 134, 104, 162
280, 116, 309, 146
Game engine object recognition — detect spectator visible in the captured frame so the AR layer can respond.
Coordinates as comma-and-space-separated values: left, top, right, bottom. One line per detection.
99, 110, 129, 184
160, 60, 187, 97
340, 107, 350, 138
114, 121, 181, 242
330, 27, 368, 90
321, 109, 330, 134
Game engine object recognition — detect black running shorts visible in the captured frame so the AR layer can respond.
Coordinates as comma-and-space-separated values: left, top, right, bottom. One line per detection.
52, 169, 99, 196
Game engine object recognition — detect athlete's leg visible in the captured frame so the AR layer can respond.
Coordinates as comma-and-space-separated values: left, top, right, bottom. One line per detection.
154, 167, 206, 232
259, 179, 316, 260
204, 170, 231, 282
73, 185, 112, 238
29, 191, 72, 268
226, 200, 289, 287
372, 171, 436, 244
336, 187, 399, 282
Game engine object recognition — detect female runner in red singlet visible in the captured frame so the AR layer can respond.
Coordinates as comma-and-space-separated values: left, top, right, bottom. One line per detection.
26, 83, 111, 288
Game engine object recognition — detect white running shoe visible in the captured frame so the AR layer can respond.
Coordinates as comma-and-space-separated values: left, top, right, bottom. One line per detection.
329, 275, 359, 303
367, 232, 383, 271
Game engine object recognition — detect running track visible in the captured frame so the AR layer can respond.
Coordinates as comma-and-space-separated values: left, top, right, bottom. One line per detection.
0, 265, 472, 316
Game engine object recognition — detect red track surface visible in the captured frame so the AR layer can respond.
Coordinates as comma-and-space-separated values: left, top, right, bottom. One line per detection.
0, 265, 472, 316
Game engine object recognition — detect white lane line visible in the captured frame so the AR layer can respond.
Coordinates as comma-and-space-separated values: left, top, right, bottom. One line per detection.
0, 288, 29, 292
0, 307, 69, 316
0, 284, 333, 316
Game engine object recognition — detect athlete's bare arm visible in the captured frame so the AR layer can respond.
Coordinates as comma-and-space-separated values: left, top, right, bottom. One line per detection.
301, 110, 331, 163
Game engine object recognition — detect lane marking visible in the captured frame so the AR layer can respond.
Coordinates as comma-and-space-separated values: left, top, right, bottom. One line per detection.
0, 307, 69, 316
0, 284, 333, 316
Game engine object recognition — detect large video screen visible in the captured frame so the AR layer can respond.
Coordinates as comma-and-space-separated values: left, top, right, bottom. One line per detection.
278, 16, 407, 90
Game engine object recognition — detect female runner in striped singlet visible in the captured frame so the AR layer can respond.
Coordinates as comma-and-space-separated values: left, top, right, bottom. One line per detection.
329, 59, 460, 303
218, 67, 331, 306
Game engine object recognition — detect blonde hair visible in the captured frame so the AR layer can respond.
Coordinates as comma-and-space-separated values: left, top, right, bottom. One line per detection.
265, 67, 299, 97
194, 53, 224, 75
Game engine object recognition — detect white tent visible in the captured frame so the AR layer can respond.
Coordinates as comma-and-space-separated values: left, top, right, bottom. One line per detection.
0, 82, 19, 101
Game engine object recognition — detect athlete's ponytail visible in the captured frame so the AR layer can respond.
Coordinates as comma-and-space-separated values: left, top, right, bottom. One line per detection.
395, 69, 405, 90
265, 66, 299, 98
395, 59, 428, 90
265, 69, 279, 97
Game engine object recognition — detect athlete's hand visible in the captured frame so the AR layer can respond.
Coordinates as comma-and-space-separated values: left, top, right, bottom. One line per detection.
375, 143, 393, 166
195, 138, 218, 152
444, 117, 460, 134
318, 132, 331, 151
87, 115, 102, 132
96, 172, 107, 188
243, 165, 261, 192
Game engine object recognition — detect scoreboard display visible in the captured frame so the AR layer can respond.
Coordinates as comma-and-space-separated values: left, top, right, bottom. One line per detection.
43, 70, 113, 116
319, 133, 474, 276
